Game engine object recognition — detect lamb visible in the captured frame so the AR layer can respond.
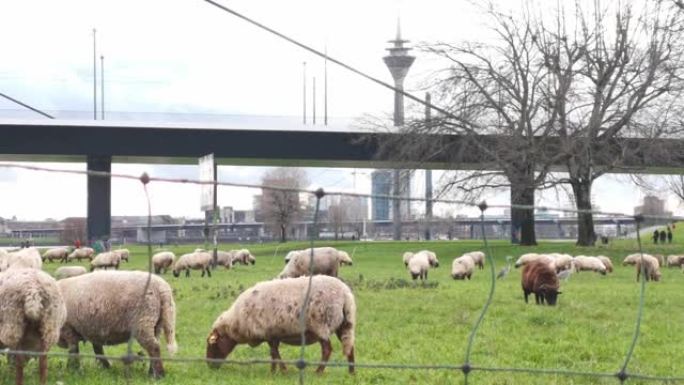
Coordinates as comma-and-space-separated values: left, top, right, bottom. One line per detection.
667, 254, 684, 267
42, 247, 69, 263
406, 250, 439, 281
1, 247, 43, 271
54, 266, 88, 280
173, 251, 212, 278
112, 248, 130, 262
402, 252, 414, 267
463, 251, 485, 269
636, 254, 661, 282
596, 256, 614, 273
89, 251, 121, 271
152, 251, 176, 274
451, 254, 475, 280
205, 275, 355, 374
573, 256, 607, 275
57, 271, 177, 378
521, 260, 561, 306
278, 247, 353, 279
66, 247, 95, 262
0, 268, 67, 385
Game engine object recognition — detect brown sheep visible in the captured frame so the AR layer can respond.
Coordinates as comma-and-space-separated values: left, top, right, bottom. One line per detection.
521, 261, 561, 306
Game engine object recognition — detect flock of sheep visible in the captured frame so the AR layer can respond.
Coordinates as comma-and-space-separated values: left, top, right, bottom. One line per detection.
0, 245, 357, 385
0, 243, 680, 385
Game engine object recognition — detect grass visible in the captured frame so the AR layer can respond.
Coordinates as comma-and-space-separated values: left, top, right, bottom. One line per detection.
6, 225, 684, 385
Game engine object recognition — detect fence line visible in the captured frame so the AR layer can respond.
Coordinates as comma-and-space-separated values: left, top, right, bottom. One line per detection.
0, 162, 680, 384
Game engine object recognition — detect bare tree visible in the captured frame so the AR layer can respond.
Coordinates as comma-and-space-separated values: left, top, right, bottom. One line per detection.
61, 217, 86, 245
327, 200, 348, 240
260, 168, 308, 243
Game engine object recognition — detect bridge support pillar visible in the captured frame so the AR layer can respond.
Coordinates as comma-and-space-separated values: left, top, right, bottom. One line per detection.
87, 155, 111, 243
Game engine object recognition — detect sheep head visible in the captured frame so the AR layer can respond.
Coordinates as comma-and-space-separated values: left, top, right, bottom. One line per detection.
539, 284, 561, 306
206, 329, 236, 368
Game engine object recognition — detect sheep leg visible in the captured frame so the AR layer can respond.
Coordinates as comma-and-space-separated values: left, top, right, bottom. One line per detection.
67, 343, 80, 370
92, 344, 111, 369
523, 290, 529, 303
14, 352, 24, 385
534, 293, 541, 305
268, 341, 287, 372
346, 346, 355, 374
185, 269, 190, 278
315, 339, 332, 374
201, 268, 205, 278
206, 267, 212, 278
137, 334, 164, 378
39, 345, 48, 385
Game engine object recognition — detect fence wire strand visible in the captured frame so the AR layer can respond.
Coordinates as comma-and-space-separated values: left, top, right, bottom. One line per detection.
0, 162, 681, 384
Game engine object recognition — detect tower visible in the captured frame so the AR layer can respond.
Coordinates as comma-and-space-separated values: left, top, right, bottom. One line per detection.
384, 19, 415, 240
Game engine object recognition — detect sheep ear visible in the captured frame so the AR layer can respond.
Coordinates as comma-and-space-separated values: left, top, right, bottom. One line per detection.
208, 331, 219, 345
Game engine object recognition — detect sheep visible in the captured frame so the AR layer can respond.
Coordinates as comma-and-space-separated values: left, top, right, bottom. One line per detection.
463, 251, 485, 269
406, 250, 439, 281
214, 250, 237, 269
283, 250, 299, 264
173, 251, 212, 278
514, 253, 553, 269
623, 253, 656, 267
57, 271, 177, 378
89, 251, 121, 272
636, 254, 661, 282
66, 247, 95, 262
521, 261, 561, 306
112, 248, 130, 262
206, 275, 355, 374
667, 254, 684, 267
232, 249, 256, 266
549, 253, 574, 273
278, 247, 353, 279
152, 251, 176, 274
451, 254, 475, 280
402, 252, 414, 267
42, 247, 69, 263
653, 254, 665, 267
1, 247, 43, 271
337, 250, 353, 266
573, 256, 607, 275
0, 268, 67, 385
54, 266, 88, 280
597, 256, 614, 273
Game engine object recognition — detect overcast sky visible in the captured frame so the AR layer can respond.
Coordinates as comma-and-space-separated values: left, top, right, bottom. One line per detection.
0, 0, 682, 220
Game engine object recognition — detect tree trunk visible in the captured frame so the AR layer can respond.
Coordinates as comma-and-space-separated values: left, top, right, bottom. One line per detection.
571, 179, 597, 246
280, 225, 286, 243
510, 181, 537, 246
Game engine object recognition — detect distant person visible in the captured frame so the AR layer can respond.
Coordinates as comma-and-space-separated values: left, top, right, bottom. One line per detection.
660, 230, 667, 243
75, 239, 81, 249
104, 238, 111, 251
653, 229, 659, 244
667, 227, 673, 244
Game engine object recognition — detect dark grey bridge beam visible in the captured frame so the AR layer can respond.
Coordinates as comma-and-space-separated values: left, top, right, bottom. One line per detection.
86, 155, 111, 242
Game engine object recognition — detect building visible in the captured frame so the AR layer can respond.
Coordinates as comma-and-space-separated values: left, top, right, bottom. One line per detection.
220, 206, 234, 223
634, 195, 672, 221
371, 170, 392, 220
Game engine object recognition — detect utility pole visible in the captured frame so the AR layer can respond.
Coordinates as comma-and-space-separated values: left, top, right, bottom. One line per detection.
100, 55, 105, 120
93, 28, 97, 120
302, 61, 307, 125
313, 76, 316, 125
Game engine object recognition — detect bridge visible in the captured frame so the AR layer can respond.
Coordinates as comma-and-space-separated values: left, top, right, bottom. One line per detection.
1, 119, 682, 241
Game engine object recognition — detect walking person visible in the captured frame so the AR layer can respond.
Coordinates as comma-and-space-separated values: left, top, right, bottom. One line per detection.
659, 230, 667, 244
653, 229, 659, 244
667, 227, 673, 244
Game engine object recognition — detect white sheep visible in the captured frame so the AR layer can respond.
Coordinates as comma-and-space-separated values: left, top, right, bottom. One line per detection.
1, 247, 43, 271
54, 266, 88, 280
278, 247, 352, 279
402, 251, 414, 267
549, 253, 574, 272
407, 250, 439, 281
463, 251, 485, 269
596, 256, 614, 273
89, 251, 122, 271
451, 254, 475, 280
173, 251, 212, 278
514, 253, 553, 268
667, 254, 684, 267
67, 247, 95, 262
573, 256, 607, 275
42, 247, 69, 263
636, 254, 661, 282
153, 251, 176, 274
205, 275, 355, 374
623, 253, 655, 266
57, 271, 177, 378
0, 268, 67, 385
112, 248, 130, 262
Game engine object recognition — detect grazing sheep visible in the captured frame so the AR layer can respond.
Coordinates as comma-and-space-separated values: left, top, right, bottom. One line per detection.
1, 247, 43, 271
283, 250, 299, 264
214, 250, 237, 269
549, 253, 574, 273
402, 252, 414, 267
406, 250, 439, 281
337, 250, 353, 266
573, 256, 607, 275
636, 254, 661, 282
206, 275, 355, 374
667, 254, 684, 267
623, 253, 654, 266
89, 251, 121, 272
521, 261, 561, 306
152, 251, 176, 274
57, 271, 177, 378
515, 253, 553, 269
278, 247, 352, 279
463, 251, 485, 270
0, 268, 67, 385
112, 248, 130, 262
596, 256, 614, 273
173, 251, 212, 278
42, 247, 69, 263
54, 266, 88, 280
232, 249, 256, 266
653, 254, 665, 267
451, 254, 475, 280
67, 247, 95, 262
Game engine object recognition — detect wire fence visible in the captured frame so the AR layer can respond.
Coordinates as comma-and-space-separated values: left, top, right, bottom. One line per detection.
0, 162, 681, 385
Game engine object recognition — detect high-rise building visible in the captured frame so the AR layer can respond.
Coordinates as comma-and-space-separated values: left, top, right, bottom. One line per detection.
371, 170, 392, 220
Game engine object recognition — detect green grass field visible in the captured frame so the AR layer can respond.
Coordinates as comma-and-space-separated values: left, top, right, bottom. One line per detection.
8, 226, 684, 385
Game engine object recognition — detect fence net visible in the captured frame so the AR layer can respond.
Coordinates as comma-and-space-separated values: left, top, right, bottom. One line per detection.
0, 162, 682, 385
